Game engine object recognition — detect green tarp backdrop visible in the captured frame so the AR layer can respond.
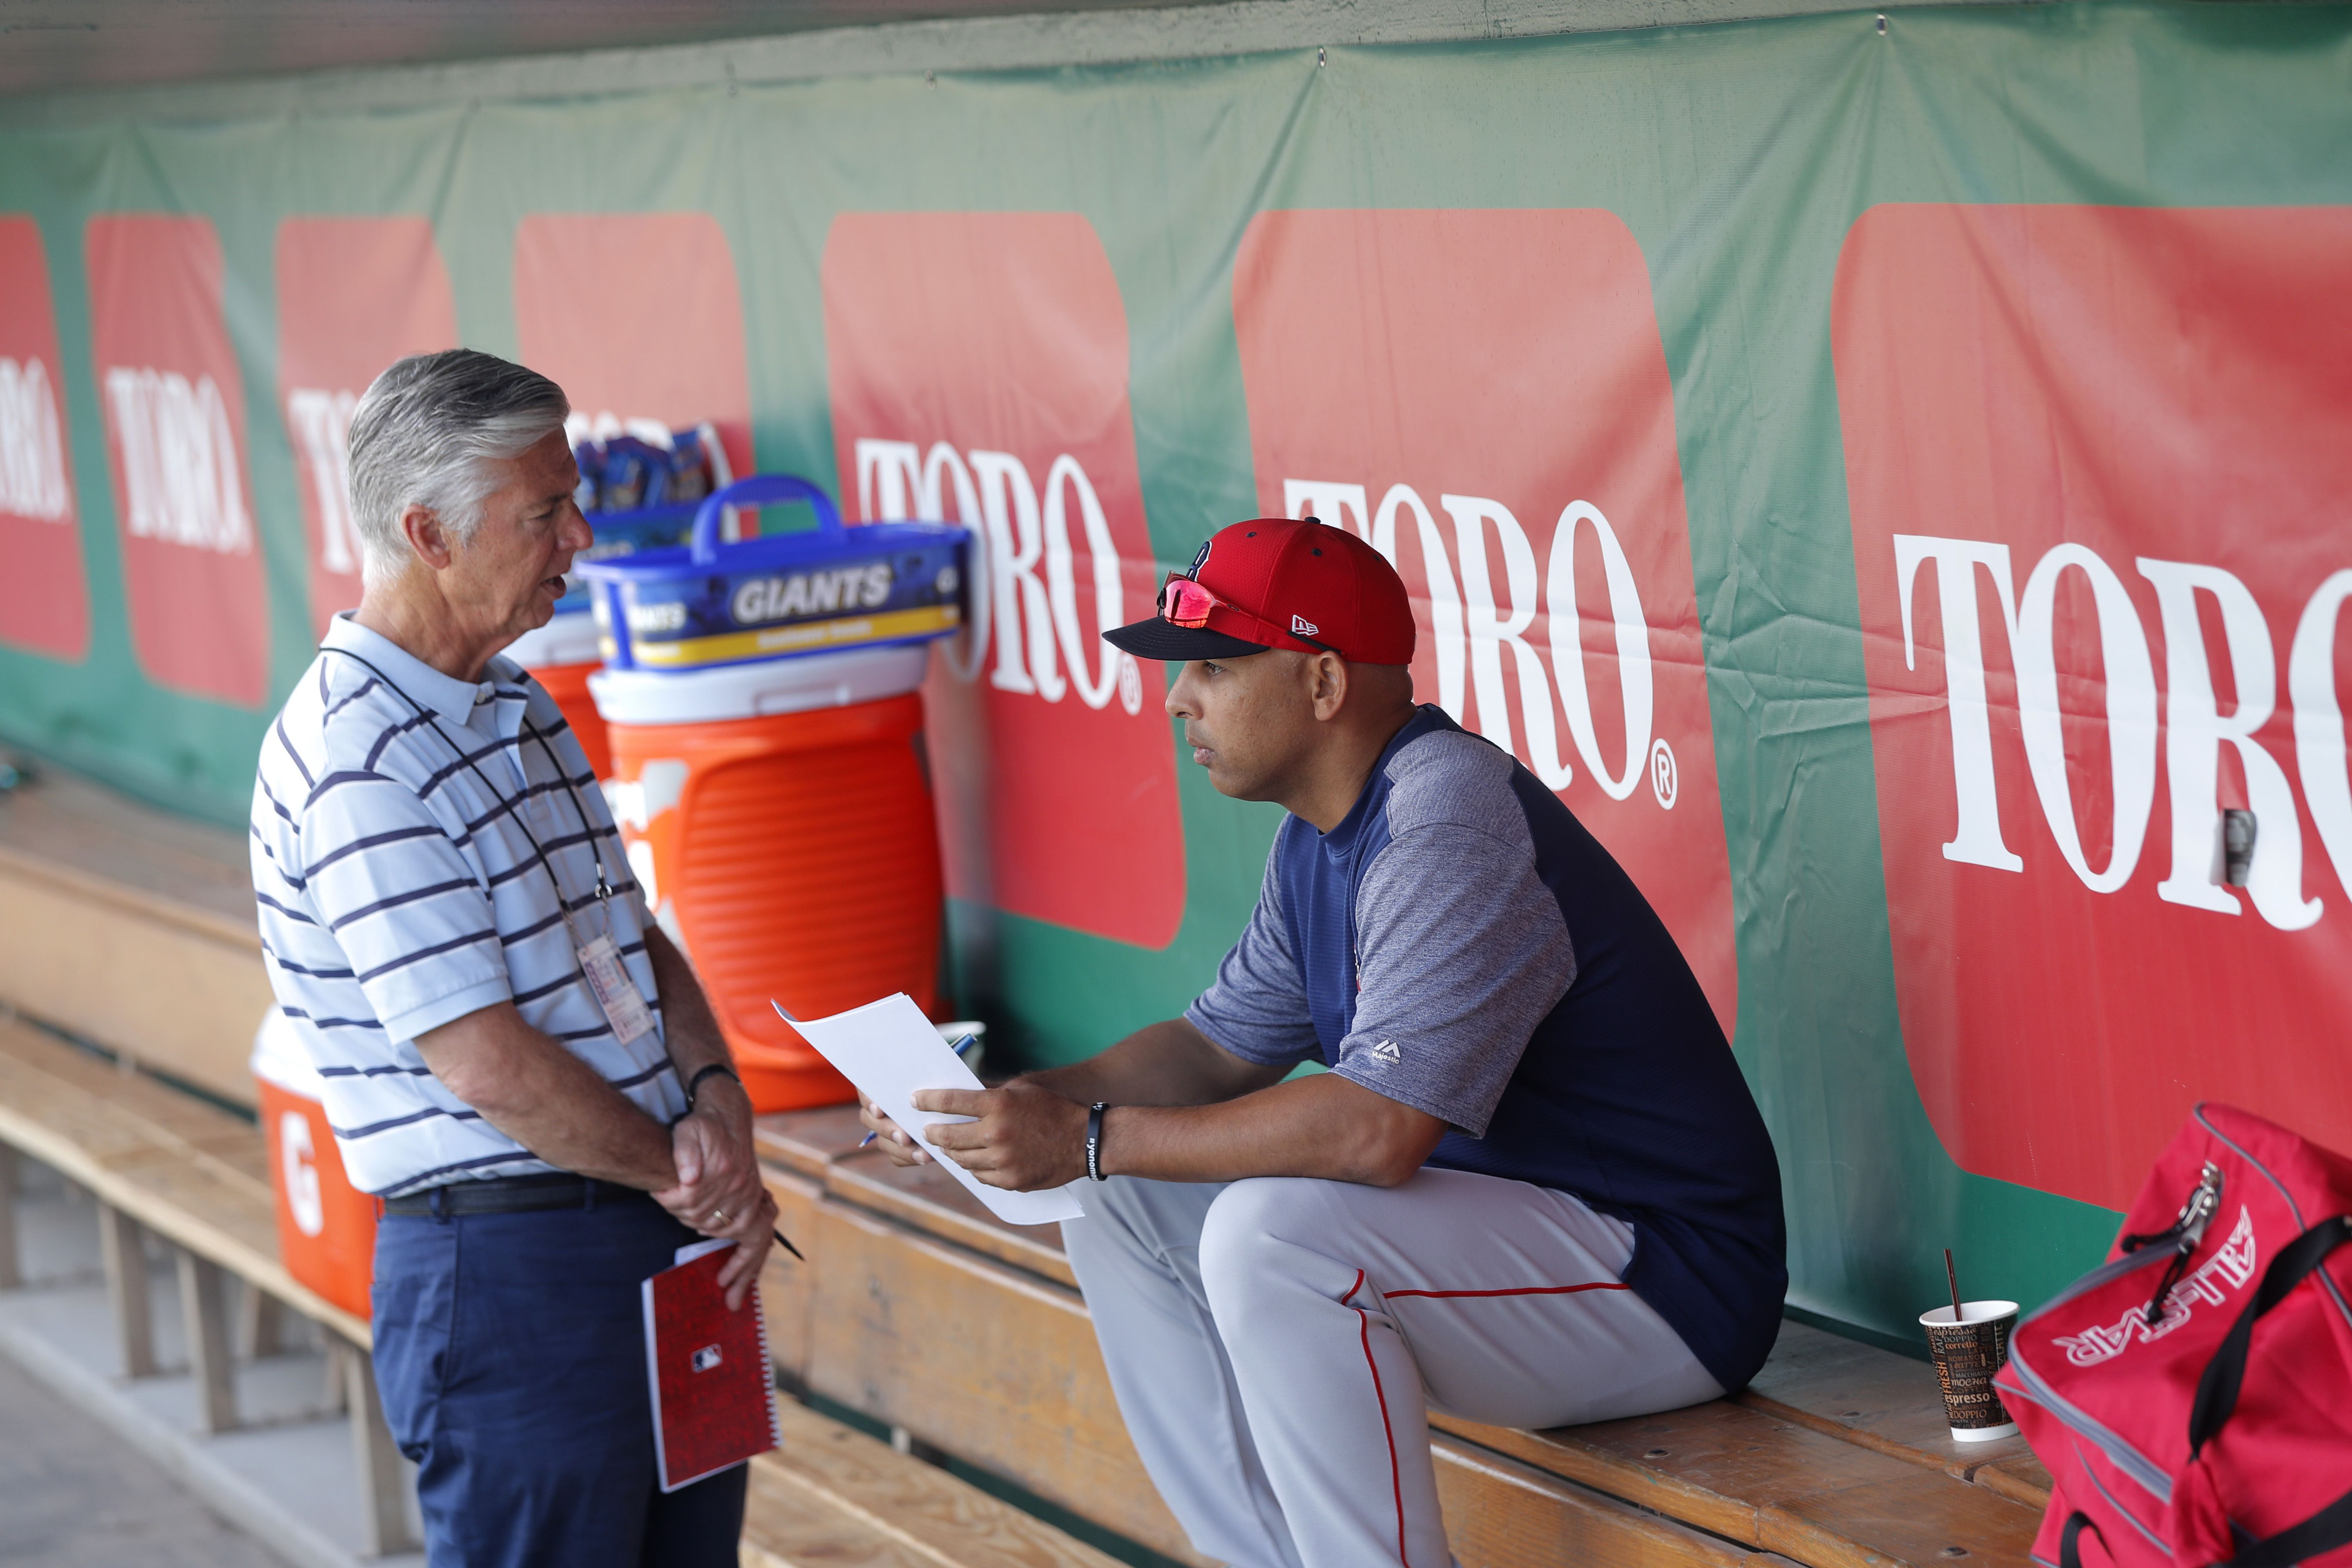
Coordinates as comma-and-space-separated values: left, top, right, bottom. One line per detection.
2, 1, 2349, 1351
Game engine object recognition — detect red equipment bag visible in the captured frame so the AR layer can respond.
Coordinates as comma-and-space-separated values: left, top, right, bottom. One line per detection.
1994, 1104, 2352, 1568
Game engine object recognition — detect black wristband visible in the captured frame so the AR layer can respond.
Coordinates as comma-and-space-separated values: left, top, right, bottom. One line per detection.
683, 1063, 742, 1113
1086, 1102, 1110, 1182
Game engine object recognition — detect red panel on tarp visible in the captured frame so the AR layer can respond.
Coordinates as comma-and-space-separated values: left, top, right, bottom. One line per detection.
0, 216, 89, 662
512, 213, 753, 489
275, 217, 459, 635
1838, 204, 2352, 1209
1231, 208, 1738, 1039
822, 212, 1186, 951
86, 214, 266, 707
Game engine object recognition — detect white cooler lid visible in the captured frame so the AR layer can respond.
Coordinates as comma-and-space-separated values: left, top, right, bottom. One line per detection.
251, 1008, 326, 1098
502, 609, 603, 670
589, 643, 930, 725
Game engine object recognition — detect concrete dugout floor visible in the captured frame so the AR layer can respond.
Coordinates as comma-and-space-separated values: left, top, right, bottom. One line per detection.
0, 1158, 423, 1568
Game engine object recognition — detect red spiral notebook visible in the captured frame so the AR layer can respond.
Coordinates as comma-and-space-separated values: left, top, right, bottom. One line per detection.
642, 1239, 781, 1491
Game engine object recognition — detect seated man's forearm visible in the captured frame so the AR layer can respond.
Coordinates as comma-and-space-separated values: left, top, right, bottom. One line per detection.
1096, 1073, 1445, 1187
416, 1003, 676, 1189
1025, 1017, 1283, 1107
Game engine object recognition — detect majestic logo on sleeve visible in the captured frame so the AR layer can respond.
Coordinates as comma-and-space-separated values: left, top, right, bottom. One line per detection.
1366, 1038, 1403, 1064
1838, 205, 2352, 1209
2054, 1208, 2259, 1366
1234, 209, 1737, 1038
824, 212, 1184, 951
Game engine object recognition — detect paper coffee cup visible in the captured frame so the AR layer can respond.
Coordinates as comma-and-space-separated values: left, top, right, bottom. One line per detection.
1919, 1300, 2020, 1442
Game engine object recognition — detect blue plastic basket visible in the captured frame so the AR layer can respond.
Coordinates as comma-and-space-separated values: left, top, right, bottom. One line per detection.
575, 474, 970, 672
552, 499, 704, 616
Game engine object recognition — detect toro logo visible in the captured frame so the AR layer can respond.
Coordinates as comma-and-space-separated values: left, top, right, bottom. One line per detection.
87, 215, 266, 706
514, 214, 754, 502
276, 218, 458, 633
1233, 209, 1736, 1036
1838, 204, 2352, 1210
823, 212, 1184, 950
0, 216, 88, 661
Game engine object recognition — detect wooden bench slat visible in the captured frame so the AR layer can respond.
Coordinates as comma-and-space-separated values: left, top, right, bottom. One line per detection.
1433, 1406, 2045, 1568
754, 1105, 872, 1181
1963, 1458, 2056, 1513
824, 1152, 1079, 1290
795, 1195, 1211, 1566
1762, 1470, 2044, 1568
0, 1017, 370, 1348
743, 1460, 941, 1568
0, 848, 273, 1109
761, 1167, 824, 1381
753, 1110, 1078, 1289
1432, 1430, 1758, 1568
97, 1203, 160, 1378
763, 1400, 1125, 1568
178, 1250, 239, 1433
1737, 1323, 2052, 1510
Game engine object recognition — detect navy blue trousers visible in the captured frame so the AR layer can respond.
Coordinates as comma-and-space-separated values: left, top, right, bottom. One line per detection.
372, 1190, 749, 1568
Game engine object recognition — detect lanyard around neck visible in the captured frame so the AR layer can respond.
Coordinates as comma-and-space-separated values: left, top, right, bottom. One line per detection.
326, 647, 613, 926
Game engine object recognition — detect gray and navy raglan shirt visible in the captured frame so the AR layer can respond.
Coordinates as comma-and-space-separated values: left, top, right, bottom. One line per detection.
1188, 705, 1786, 1392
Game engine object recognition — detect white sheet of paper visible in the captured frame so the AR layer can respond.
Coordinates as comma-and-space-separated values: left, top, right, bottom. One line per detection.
778, 993, 1085, 1226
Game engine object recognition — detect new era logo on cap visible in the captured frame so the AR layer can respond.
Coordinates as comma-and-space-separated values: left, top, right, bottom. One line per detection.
1291, 614, 1319, 636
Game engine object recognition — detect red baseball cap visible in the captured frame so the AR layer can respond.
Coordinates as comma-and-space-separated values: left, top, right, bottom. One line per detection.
1106, 517, 1416, 665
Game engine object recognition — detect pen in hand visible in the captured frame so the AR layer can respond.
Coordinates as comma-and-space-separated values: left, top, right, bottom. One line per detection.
858, 1033, 977, 1149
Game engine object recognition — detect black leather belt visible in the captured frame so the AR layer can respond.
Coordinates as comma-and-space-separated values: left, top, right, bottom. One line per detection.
381, 1173, 654, 1217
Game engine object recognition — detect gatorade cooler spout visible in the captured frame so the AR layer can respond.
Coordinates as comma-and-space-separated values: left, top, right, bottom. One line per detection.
579, 474, 969, 1112
251, 1011, 377, 1320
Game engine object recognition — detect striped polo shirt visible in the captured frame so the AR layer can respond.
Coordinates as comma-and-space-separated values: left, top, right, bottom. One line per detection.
251, 612, 682, 1197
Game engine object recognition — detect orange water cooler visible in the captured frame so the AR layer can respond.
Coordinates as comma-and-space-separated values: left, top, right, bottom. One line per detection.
503, 610, 612, 777
251, 1012, 377, 1319
579, 474, 970, 1112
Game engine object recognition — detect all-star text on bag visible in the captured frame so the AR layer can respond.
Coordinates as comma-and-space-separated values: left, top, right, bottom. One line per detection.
1994, 1104, 2352, 1568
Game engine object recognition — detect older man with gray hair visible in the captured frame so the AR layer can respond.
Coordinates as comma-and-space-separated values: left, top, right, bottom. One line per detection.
251, 349, 773, 1566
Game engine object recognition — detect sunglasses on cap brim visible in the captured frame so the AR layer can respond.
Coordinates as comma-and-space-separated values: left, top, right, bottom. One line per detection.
1156, 570, 1339, 655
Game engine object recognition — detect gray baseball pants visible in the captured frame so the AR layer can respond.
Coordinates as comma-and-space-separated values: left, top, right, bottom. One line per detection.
1060, 1167, 1723, 1568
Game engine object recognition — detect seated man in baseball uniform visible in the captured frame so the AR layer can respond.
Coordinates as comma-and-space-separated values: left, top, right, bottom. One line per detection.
860, 516, 1785, 1568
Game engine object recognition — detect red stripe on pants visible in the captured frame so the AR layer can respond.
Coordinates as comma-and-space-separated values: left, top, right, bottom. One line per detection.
1342, 1270, 1407, 1564
1383, 1282, 1632, 1300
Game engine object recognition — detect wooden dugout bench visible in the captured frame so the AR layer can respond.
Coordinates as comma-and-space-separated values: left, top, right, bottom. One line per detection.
0, 767, 1140, 1566
754, 1105, 2057, 1568
0, 1014, 419, 1556
0, 763, 2055, 1567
